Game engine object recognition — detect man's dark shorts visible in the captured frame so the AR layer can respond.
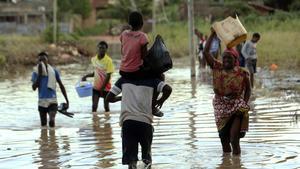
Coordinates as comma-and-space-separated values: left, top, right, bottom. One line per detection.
38, 104, 57, 127
38, 104, 57, 114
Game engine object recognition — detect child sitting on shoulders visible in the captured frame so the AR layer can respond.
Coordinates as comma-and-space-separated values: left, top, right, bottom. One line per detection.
119, 11, 166, 117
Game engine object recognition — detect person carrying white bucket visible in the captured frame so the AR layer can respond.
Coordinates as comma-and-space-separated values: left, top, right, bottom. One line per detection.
82, 41, 115, 113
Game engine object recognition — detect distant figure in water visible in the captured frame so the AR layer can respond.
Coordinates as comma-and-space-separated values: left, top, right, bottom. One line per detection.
204, 28, 251, 155
82, 41, 115, 112
236, 41, 246, 67
194, 28, 207, 68
242, 33, 261, 88
31, 52, 69, 127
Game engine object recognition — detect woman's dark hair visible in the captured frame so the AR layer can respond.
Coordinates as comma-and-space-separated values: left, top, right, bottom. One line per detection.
128, 11, 143, 30
253, 33, 260, 39
38, 51, 48, 57
97, 41, 108, 49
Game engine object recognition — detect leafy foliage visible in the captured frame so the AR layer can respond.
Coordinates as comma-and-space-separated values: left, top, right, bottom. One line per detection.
289, 0, 300, 11
42, 26, 80, 43
104, 0, 152, 21
0, 53, 6, 65
58, 0, 92, 19
264, 0, 295, 11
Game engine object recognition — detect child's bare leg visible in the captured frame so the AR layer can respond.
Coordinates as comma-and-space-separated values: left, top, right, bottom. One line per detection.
152, 90, 163, 117
250, 73, 254, 88
39, 111, 47, 126
230, 116, 242, 155
102, 91, 110, 112
152, 74, 165, 117
48, 104, 57, 127
48, 111, 56, 127
92, 91, 100, 112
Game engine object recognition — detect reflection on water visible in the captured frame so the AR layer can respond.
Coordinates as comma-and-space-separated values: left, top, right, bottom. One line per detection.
36, 129, 59, 169
92, 112, 115, 168
217, 154, 245, 169
0, 64, 300, 169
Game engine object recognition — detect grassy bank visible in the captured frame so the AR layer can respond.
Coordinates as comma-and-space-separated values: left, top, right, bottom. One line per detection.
1, 14, 299, 71
0, 35, 95, 70
151, 15, 300, 69
0, 35, 46, 65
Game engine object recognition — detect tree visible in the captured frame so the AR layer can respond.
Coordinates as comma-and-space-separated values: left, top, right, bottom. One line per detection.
104, 0, 152, 21
72, 0, 92, 19
58, 0, 92, 19
58, 0, 72, 14
264, 0, 294, 11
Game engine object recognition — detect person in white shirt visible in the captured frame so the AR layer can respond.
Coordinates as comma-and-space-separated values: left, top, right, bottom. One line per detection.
105, 77, 172, 169
242, 33, 261, 88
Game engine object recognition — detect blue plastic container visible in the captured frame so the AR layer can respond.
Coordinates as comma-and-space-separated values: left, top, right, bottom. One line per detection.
75, 81, 93, 97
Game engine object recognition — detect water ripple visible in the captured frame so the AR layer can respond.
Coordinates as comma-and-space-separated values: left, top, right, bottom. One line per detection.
0, 65, 299, 169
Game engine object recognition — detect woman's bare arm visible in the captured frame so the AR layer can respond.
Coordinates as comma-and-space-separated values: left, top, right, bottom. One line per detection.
244, 74, 251, 103
203, 30, 218, 68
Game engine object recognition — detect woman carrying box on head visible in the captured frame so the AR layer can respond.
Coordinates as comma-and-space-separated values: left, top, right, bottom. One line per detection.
204, 28, 251, 155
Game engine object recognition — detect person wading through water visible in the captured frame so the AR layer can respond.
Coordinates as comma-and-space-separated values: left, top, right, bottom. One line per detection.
204, 28, 251, 155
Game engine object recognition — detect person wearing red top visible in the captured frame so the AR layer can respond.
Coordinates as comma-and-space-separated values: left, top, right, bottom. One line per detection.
118, 11, 165, 118
119, 11, 149, 78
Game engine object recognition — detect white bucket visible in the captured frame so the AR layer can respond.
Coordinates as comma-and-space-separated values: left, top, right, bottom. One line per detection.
212, 15, 247, 48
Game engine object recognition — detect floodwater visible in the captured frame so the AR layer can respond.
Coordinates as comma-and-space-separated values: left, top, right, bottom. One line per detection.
0, 63, 300, 169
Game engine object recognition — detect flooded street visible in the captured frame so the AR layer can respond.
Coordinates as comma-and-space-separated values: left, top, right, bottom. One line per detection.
0, 63, 300, 169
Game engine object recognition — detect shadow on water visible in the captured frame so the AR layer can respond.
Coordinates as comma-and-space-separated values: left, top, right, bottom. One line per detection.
0, 64, 300, 169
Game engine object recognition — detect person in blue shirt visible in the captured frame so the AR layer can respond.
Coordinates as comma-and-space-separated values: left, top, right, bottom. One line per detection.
32, 52, 69, 127
210, 36, 221, 59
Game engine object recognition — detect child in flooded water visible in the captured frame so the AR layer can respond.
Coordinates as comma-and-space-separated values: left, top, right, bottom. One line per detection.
242, 33, 261, 88
82, 41, 115, 113
194, 28, 207, 68
106, 76, 172, 169
204, 28, 251, 155
119, 11, 165, 117
31, 52, 69, 127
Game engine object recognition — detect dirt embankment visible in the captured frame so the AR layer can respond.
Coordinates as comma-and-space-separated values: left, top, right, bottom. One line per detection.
0, 35, 124, 79
0, 42, 93, 78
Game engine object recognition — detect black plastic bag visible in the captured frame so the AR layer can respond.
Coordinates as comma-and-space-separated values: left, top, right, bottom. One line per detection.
144, 35, 173, 74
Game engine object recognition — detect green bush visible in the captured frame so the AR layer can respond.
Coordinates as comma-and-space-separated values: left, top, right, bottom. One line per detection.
76, 23, 109, 36
42, 26, 59, 43
289, 1, 300, 11
42, 26, 80, 43
268, 11, 294, 21
0, 35, 46, 65
75, 19, 121, 36
150, 22, 190, 58
0, 53, 6, 65
224, 1, 253, 16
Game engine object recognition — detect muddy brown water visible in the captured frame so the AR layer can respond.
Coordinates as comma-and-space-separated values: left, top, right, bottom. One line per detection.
0, 63, 300, 169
